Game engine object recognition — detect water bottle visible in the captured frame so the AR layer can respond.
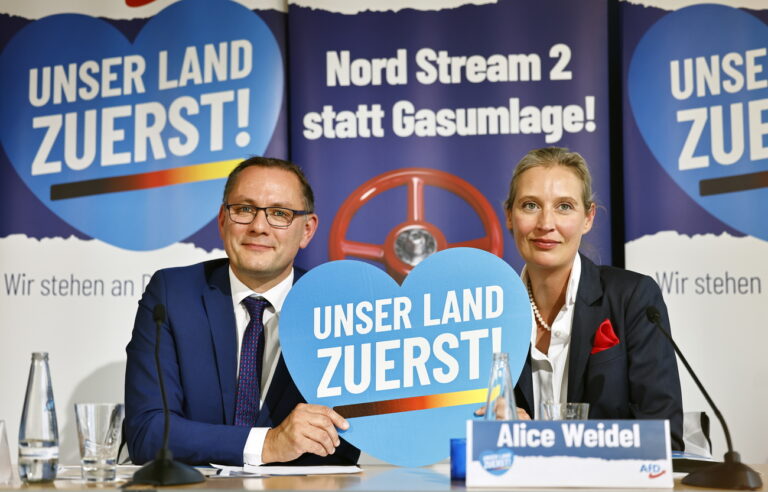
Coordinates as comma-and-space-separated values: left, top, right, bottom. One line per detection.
484, 352, 517, 420
18, 352, 59, 482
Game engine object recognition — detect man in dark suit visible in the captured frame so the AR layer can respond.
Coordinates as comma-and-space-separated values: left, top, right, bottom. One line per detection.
125, 157, 360, 466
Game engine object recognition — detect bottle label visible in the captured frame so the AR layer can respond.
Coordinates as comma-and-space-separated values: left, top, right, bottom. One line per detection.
19, 440, 59, 459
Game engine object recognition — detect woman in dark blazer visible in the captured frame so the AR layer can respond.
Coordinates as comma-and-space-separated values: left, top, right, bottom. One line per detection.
504, 147, 683, 450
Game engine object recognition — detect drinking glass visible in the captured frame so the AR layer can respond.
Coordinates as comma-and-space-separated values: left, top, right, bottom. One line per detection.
74, 403, 124, 481
540, 402, 589, 420
0, 420, 12, 483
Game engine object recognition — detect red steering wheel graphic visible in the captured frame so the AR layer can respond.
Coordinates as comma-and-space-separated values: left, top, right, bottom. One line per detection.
329, 168, 504, 283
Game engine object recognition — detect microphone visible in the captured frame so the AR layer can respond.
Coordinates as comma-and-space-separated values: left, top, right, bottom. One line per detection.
646, 306, 762, 490
132, 304, 204, 486
153, 303, 166, 323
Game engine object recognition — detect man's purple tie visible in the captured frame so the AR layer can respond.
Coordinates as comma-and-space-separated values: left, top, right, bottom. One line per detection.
234, 296, 269, 427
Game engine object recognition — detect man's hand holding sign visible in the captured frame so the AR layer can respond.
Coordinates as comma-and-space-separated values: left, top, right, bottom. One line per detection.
279, 248, 531, 467
262, 403, 349, 463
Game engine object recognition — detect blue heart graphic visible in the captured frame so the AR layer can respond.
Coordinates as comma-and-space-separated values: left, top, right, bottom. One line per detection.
478, 448, 515, 475
628, 5, 768, 240
280, 248, 531, 466
0, 0, 283, 250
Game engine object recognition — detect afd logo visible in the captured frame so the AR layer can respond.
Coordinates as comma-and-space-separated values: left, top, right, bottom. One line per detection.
0, 0, 283, 250
628, 5, 768, 241
640, 463, 667, 479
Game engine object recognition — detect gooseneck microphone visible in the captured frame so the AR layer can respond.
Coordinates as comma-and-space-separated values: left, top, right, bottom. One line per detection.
646, 306, 762, 490
132, 304, 205, 486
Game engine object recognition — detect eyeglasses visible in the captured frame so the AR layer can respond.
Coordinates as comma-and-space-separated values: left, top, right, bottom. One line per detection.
225, 204, 311, 228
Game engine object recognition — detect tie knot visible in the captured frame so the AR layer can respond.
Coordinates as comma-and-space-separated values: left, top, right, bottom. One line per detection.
242, 296, 270, 319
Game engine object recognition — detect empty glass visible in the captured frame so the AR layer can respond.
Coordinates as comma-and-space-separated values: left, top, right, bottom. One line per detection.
74, 403, 124, 481
0, 420, 11, 484
539, 402, 589, 420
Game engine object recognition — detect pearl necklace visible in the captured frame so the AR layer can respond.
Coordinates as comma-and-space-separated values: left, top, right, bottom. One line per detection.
526, 279, 552, 332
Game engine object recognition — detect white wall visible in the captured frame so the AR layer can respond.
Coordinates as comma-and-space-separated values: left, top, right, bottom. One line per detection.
627, 232, 768, 464
0, 235, 222, 465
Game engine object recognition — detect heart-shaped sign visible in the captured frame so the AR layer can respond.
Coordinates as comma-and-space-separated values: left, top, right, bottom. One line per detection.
0, 0, 283, 250
280, 248, 531, 466
628, 4, 768, 241
478, 449, 515, 476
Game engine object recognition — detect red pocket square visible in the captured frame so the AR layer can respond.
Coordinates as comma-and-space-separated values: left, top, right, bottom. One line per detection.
591, 318, 619, 354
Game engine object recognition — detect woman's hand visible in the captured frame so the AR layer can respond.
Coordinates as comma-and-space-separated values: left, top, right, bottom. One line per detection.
473, 404, 531, 420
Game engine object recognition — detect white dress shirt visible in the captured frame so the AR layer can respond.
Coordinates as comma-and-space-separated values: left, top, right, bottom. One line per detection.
228, 267, 294, 465
522, 254, 581, 419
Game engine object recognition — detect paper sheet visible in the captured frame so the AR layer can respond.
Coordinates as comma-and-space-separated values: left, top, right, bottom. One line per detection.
211, 463, 361, 477
243, 464, 362, 476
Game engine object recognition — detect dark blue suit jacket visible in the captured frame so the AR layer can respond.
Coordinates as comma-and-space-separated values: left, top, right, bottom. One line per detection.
515, 254, 684, 450
124, 258, 360, 465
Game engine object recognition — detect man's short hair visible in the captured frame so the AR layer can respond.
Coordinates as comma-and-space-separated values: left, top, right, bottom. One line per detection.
222, 156, 315, 213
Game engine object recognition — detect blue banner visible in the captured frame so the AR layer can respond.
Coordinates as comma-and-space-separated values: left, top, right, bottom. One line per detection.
626, 4, 768, 241
0, 0, 288, 249
288, 0, 611, 275
621, 2, 768, 465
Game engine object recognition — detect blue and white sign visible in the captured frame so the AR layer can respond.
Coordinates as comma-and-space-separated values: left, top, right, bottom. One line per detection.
628, 4, 768, 241
467, 420, 673, 488
0, 0, 283, 250
279, 248, 532, 466
288, 0, 613, 273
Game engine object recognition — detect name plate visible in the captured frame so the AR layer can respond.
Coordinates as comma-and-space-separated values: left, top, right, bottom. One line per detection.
466, 420, 673, 488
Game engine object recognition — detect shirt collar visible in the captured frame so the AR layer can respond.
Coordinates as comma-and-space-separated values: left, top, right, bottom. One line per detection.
228, 267, 294, 312
565, 253, 581, 306
520, 253, 582, 307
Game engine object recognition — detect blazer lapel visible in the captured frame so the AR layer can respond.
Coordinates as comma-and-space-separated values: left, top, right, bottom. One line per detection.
567, 254, 604, 402
202, 261, 239, 425
516, 350, 534, 416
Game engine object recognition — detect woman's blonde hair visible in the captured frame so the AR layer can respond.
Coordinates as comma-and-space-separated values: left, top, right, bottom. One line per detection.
503, 147, 595, 212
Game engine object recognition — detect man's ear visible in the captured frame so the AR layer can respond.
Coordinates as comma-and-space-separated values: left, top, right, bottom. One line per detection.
300, 214, 319, 249
217, 205, 227, 238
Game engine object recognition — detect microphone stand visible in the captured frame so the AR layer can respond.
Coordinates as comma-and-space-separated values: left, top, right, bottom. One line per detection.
647, 307, 762, 490
132, 305, 205, 485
